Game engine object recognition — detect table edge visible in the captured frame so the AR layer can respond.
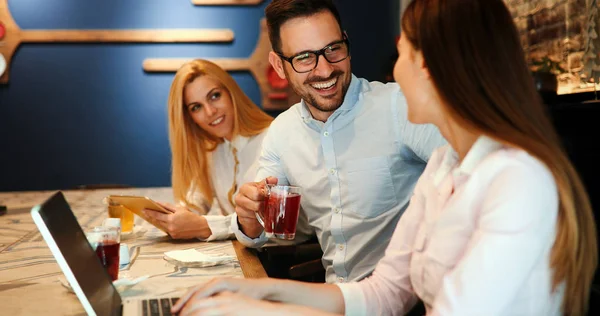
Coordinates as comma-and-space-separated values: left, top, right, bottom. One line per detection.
231, 240, 267, 278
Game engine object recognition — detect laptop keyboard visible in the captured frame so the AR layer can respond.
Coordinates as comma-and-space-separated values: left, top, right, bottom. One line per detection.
141, 297, 180, 316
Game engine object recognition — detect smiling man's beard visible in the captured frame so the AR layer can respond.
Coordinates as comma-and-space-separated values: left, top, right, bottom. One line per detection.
284, 68, 351, 113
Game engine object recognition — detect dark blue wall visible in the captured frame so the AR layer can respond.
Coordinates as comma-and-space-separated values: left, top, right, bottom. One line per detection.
0, 0, 398, 191
335, 0, 399, 82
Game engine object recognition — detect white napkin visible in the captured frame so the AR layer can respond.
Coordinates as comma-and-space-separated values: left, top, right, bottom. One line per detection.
163, 249, 235, 267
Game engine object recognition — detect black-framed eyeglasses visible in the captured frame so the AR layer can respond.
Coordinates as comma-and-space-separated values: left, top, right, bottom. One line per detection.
276, 36, 350, 73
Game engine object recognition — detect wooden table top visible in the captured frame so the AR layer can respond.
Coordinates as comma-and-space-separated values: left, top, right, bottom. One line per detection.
0, 187, 266, 315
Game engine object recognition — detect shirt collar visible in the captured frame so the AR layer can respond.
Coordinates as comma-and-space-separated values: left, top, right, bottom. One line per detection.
223, 135, 249, 151
299, 74, 362, 122
457, 135, 504, 175
433, 135, 504, 186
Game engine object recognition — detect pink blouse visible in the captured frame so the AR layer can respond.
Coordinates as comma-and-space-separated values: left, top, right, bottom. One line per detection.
337, 136, 563, 315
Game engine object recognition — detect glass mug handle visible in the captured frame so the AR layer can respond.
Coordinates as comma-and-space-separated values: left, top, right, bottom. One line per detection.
255, 182, 272, 227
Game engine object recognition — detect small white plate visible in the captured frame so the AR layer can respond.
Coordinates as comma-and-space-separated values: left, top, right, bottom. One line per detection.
121, 226, 147, 240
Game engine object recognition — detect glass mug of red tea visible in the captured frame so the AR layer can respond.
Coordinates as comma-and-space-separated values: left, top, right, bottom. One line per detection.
86, 226, 121, 281
255, 184, 302, 240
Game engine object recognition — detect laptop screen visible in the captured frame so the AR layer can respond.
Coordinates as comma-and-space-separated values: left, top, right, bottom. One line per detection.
33, 191, 122, 316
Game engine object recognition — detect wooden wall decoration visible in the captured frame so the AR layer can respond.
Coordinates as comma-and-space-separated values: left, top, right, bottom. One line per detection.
143, 19, 300, 111
0, 0, 298, 111
0, 0, 233, 84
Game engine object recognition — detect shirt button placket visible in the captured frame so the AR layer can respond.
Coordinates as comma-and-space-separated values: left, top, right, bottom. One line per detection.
322, 125, 348, 280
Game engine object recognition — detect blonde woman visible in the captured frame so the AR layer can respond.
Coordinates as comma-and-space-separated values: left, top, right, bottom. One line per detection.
144, 59, 273, 241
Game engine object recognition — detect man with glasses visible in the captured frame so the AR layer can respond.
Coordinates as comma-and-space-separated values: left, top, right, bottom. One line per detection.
231, 0, 446, 283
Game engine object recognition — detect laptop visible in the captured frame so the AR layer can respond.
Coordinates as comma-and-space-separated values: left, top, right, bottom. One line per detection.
31, 191, 178, 316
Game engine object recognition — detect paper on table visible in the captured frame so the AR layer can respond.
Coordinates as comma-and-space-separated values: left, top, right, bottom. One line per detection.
59, 275, 149, 294
163, 248, 235, 268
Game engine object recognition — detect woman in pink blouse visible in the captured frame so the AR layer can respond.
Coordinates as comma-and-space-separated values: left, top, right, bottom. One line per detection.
172, 0, 597, 315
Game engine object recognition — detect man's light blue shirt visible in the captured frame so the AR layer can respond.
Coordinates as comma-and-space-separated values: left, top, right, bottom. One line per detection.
231, 75, 447, 283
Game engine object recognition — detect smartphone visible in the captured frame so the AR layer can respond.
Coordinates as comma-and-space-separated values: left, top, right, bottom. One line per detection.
105, 195, 174, 232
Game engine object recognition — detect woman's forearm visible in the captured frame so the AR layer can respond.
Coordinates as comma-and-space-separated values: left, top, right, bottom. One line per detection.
194, 215, 213, 239
271, 301, 342, 316
267, 279, 345, 314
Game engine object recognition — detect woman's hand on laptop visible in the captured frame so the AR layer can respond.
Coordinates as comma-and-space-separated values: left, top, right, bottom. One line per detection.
172, 278, 336, 316
143, 203, 212, 239
175, 291, 280, 316
172, 278, 278, 315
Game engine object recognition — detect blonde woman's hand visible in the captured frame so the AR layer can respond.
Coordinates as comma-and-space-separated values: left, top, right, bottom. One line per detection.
143, 202, 211, 239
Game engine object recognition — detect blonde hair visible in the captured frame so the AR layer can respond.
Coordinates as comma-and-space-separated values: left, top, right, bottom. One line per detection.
403, 1, 597, 314
168, 59, 273, 211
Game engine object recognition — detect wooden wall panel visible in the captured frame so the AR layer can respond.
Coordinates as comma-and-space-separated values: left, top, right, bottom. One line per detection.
143, 19, 300, 111
0, 0, 233, 84
0, 0, 297, 110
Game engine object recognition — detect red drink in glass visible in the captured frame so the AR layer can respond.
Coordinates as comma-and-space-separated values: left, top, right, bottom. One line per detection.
258, 185, 301, 240
270, 193, 301, 238
87, 226, 120, 281
95, 241, 120, 281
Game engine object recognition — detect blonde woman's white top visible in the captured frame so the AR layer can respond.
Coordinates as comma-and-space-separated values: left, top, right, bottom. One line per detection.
186, 130, 268, 241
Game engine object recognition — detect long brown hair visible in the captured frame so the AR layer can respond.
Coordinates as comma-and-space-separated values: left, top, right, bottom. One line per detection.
402, 0, 597, 314
168, 59, 273, 211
